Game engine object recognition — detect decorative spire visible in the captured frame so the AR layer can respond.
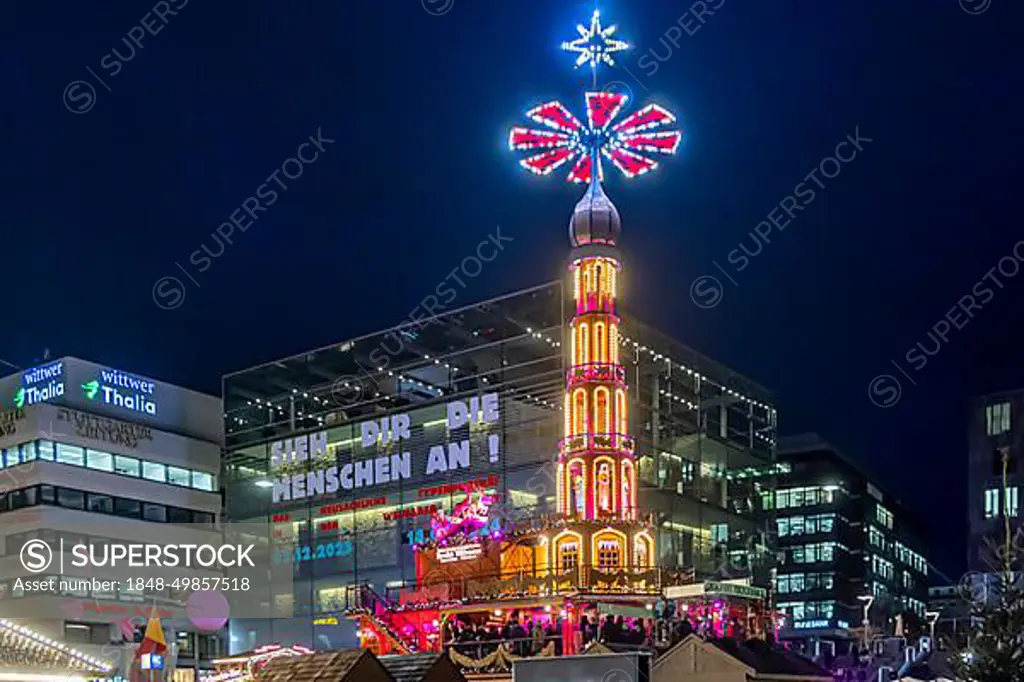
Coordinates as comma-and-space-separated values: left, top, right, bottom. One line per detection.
569, 147, 621, 247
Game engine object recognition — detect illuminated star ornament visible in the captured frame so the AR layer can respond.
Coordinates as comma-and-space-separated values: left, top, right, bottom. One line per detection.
509, 9, 682, 184
509, 91, 682, 183
561, 10, 629, 71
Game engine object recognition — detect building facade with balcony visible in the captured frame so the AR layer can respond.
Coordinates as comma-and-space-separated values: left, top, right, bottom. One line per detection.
772, 434, 932, 657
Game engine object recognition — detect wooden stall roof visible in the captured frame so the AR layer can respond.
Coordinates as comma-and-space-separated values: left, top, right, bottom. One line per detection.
380, 652, 468, 682
257, 649, 393, 682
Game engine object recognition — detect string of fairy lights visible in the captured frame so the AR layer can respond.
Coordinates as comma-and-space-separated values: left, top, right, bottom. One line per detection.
0, 619, 112, 672
225, 327, 776, 450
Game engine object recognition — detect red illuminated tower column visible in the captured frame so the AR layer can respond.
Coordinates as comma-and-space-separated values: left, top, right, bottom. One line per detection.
555, 170, 654, 573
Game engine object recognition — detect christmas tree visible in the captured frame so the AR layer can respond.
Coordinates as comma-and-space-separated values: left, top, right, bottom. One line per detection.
951, 448, 1024, 682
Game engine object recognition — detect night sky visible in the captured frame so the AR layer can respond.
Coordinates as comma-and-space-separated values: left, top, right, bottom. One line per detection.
3, 1, 1022, 580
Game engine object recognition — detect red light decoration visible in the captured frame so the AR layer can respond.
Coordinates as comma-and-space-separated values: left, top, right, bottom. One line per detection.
509, 93, 682, 184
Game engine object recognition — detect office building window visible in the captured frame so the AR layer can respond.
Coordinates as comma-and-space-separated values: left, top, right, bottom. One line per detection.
872, 554, 895, 581
1006, 487, 1019, 517
711, 524, 729, 545
778, 601, 835, 621
876, 505, 894, 530
143, 503, 167, 523
777, 514, 836, 538
790, 542, 838, 564
777, 572, 834, 594
985, 488, 1000, 519
776, 486, 836, 509
3, 438, 217, 492
87, 493, 115, 514
115, 498, 142, 519
114, 455, 140, 477
987, 402, 1011, 436
57, 488, 85, 510
56, 444, 85, 467
142, 462, 167, 483
37, 440, 55, 461
869, 526, 886, 549
167, 466, 191, 487
20, 442, 36, 462
86, 450, 113, 473
192, 471, 215, 491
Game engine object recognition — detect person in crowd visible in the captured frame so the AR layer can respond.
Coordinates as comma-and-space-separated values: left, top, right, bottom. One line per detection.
600, 615, 615, 642
532, 619, 546, 654
579, 615, 592, 646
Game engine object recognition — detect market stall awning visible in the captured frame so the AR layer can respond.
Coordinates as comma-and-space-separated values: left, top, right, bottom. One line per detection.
597, 604, 652, 619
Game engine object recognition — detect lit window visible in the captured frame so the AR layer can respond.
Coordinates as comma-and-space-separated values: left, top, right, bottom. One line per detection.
56, 444, 85, 467
37, 440, 54, 461
167, 466, 191, 487
114, 455, 140, 477
711, 524, 729, 545
597, 539, 621, 568
985, 488, 1000, 519
876, 505, 894, 530
869, 526, 886, 549
86, 450, 113, 472
1006, 487, 1019, 517
142, 462, 167, 483
20, 443, 36, 463
986, 402, 1011, 436
559, 542, 579, 571
192, 471, 215, 491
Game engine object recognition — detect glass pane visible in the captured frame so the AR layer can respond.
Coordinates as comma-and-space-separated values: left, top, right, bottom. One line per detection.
142, 462, 167, 483
191, 471, 215, 491
114, 455, 140, 477
87, 450, 114, 472
143, 504, 167, 522
38, 440, 55, 461
167, 466, 191, 487
21, 442, 37, 463
87, 494, 114, 514
115, 498, 141, 518
56, 444, 85, 467
57, 488, 85, 510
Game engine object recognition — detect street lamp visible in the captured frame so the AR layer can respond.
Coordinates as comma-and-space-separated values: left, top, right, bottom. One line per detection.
857, 595, 874, 652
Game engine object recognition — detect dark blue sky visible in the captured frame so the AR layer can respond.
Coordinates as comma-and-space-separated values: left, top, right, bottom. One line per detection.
3, 1, 1022, 578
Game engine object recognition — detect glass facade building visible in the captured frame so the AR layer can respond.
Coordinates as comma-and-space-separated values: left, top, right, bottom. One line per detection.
222, 281, 778, 652
774, 434, 932, 656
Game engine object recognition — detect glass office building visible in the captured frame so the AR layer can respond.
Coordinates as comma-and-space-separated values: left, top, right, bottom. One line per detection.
222, 281, 779, 652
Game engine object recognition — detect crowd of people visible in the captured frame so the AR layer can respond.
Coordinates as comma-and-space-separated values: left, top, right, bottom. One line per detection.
443, 602, 765, 662
443, 614, 564, 657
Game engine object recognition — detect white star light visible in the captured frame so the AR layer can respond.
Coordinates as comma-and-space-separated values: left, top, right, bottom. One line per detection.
560, 10, 629, 71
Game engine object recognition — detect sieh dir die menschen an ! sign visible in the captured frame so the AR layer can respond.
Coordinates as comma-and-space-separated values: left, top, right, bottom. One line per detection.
270, 393, 501, 503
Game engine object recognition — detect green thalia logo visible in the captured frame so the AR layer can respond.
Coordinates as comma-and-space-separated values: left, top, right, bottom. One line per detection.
13, 388, 25, 409
82, 381, 100, 400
